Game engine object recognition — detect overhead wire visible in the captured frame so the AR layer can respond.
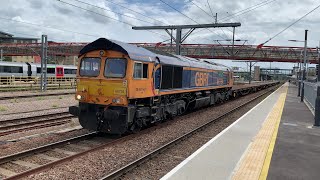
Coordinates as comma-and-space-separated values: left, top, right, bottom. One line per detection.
190, 1, 214, 19
56, 0, 169, 40
159, 0, 227, 41
258, 3, 320, 47
71, 0, 156, 25
206, 0, 216, 20
104, 0, 168, 25
219, 0, 277, 21
0, 16, 101, 39
190, 0, 231, 40
188, 0, 278, 42
0, 30, 67, 42
63, 0, 208, 44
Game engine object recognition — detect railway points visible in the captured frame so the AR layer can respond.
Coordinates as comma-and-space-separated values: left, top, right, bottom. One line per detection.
161, 82, 319, 180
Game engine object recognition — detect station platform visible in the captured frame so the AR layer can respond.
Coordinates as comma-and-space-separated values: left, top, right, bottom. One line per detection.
161, 82, 320, 180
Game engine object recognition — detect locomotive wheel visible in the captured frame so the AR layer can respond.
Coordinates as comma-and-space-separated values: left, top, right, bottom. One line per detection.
130, 118, 143, 133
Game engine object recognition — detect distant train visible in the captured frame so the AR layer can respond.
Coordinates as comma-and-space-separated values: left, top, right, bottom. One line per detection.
0, 61, 77, 78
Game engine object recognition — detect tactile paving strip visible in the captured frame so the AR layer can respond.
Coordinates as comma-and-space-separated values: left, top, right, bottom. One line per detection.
232, 84, 288, 180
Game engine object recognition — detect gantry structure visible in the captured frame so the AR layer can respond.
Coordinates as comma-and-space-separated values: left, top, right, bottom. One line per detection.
0, 42, 319, 63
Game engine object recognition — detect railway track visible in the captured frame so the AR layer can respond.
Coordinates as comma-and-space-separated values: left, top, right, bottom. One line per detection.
0, 112, 73, 137
101, 84, 281, 180
0, 107, 71, 116
0, 92, 74, 101
0, 83, 281, 179
0, 132, 120, 179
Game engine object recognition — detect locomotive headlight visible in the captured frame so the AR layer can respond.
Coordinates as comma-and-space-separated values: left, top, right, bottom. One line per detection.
76, 95, 82, 100
112, 98, 121, 104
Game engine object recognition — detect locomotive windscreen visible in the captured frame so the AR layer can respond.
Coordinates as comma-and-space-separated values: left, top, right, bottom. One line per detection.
80, 57, 101, 77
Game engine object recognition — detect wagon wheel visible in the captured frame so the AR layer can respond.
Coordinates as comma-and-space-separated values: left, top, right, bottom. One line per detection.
130, 118, 143, 133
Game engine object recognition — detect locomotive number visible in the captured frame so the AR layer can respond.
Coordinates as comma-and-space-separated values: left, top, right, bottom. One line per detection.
195, 72, 209, 86
217, 78, 224, 85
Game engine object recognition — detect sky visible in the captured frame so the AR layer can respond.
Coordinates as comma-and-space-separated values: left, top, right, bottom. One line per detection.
1, 0, 320, 69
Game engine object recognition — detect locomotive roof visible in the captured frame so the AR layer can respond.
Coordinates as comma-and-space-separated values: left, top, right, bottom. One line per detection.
80, 38, 230, 71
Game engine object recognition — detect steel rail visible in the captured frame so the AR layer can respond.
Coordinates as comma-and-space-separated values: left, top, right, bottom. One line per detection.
0, 92, 74, 100
0, 111, 70, 124
3, 133, 136, 180
0, 119, 71, 137
0, 108, 70, 116
0, 112, 74, 136
101, 84, 280, 180
0, 132, 98, 165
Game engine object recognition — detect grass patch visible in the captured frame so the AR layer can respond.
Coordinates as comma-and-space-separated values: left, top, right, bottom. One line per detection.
52, 104, 59, 108
37, 97, 45, 100
0, 106, 7, 111
58, 96, 63, 99
10, 98, 18, 103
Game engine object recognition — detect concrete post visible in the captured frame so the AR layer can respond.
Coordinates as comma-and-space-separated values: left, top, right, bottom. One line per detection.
301, 30, 308, 102
176, 28, 182, 55
315, 46, 320, 126
232, 27, 235, 57
315, 84, 320, 127
249, 61, 252, 84
40, 35, 48, 91
298, 51, 303, 96
0, 49, 3, 61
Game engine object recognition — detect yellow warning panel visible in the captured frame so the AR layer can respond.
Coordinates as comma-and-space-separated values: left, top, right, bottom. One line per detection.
232, 84, 288, 180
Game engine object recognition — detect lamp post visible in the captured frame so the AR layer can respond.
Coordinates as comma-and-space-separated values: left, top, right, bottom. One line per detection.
288, 30, 308, 102
301, 30, 308, 103
297, 50, 303, 96
288, 42, 304, 97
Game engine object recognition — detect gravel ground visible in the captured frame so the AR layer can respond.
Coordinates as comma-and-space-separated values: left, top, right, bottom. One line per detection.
24, 86, 277, 180
0, 96, 77, 115
0, 89, 75, 98
0, 119, 90, 157
1, 162, 30, 173
19, 155, 52, 166
59, 145, 84, 153
42, 151, 69, 159
0, 108, 70, 121
0, 94, 73, 105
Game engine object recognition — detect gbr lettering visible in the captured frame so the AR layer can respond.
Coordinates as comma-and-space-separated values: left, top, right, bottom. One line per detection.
195, 72, 209, 86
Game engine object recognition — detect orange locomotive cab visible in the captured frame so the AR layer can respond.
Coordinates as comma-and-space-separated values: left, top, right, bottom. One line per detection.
69, 38, 156, 134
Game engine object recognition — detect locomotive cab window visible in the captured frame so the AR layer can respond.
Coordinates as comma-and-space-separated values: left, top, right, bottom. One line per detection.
104, 58, 126, 78
80, 57, 101, 77
133, 62, 148, 79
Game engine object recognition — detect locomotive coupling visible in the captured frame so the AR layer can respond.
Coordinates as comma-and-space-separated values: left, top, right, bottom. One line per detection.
69, 106, 79, 117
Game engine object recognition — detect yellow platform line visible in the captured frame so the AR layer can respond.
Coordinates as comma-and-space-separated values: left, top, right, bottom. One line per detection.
232, 84, 288, 180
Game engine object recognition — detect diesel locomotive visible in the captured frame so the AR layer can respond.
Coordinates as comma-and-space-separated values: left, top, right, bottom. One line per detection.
69, 38, 234, 134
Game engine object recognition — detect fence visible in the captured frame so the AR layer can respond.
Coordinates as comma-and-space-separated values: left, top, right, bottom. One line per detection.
304, 82, 318, 111
0, 76, 76, 91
